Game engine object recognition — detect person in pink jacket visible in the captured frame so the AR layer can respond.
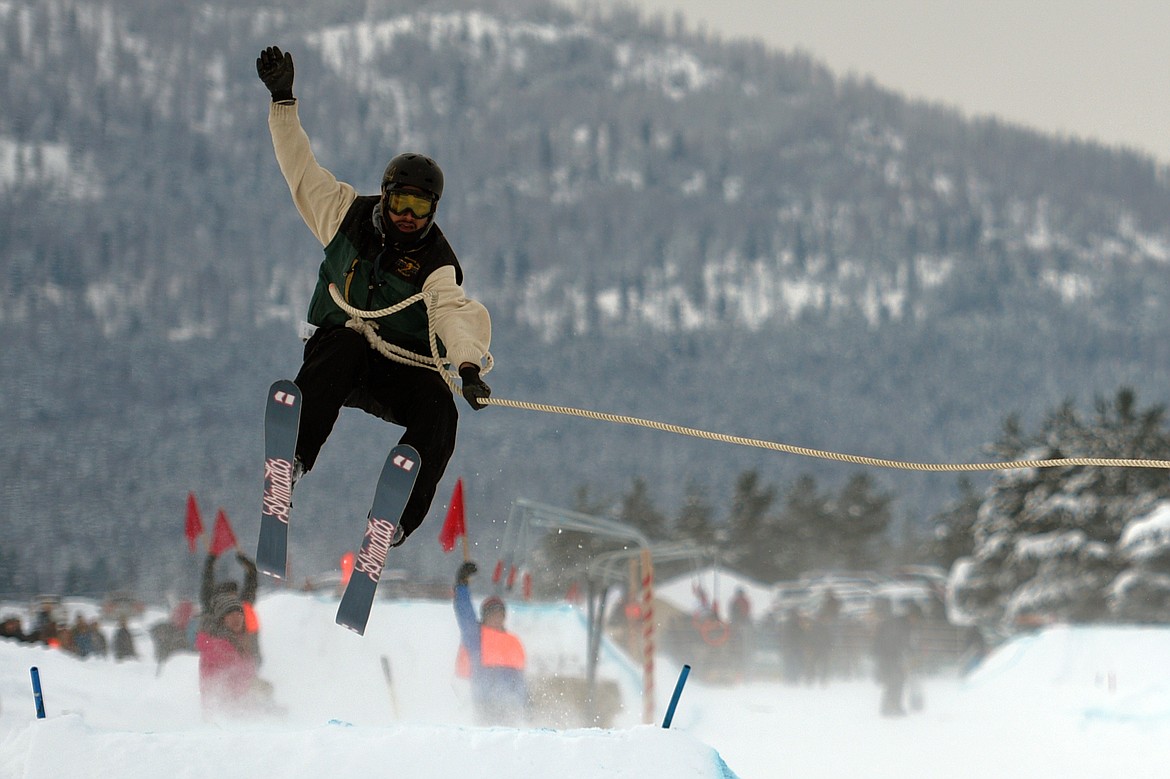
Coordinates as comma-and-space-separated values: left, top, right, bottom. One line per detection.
195, 592, 273, 716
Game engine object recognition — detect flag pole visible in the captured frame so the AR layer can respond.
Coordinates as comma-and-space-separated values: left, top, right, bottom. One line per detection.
461, 478, 469, 561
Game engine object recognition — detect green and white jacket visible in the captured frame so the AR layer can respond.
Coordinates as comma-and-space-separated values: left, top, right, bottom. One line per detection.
267, 101, 490, 368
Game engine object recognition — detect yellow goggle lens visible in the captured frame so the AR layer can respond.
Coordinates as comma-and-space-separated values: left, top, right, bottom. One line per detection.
386, 190, 435, 219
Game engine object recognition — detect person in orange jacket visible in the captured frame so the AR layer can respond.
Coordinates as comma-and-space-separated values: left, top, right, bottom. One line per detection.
453, 561, 527, 725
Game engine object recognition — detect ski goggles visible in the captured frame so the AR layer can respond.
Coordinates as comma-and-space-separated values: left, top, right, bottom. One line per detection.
384, 189, 436, 219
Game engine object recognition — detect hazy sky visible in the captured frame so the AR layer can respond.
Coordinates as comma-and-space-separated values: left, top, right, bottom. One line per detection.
607, 0, 1170, 165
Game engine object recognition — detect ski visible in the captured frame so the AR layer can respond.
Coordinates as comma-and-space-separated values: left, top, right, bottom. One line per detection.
256, 379, 301, 579
335, 444, 420, 635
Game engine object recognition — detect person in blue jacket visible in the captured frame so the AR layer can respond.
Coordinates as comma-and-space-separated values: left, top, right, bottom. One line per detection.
453, 561, 527, 725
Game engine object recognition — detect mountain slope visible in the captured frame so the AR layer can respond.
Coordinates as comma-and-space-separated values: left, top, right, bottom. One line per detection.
2, 0, 1169, 594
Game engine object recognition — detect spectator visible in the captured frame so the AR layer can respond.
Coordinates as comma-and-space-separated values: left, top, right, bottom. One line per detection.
871, 598, 913, 717
1, 614, 34, 643
55, 623, 77, 655
797, 589, 842, 685
35, 620, 60, 649
200, 551, 261, 659
113, 617, 138, 661
778, 608, 807, 684
150, 600, 197, 673
31, 604, 58, 646
90, 617, 110, 657
804, 616, 831, 686
904, 602, 926, 712
195, 591, 275, 717
729, 587, 754, 681
72, 615, 102, 658
453, 561, 527, 725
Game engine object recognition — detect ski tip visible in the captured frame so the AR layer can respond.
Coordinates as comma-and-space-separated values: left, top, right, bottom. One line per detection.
392, 443, 420, 455
335, 618, 367, 636
255, 553, 286, 579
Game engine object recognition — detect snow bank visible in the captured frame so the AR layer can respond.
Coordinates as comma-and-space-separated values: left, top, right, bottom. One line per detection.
2, 715, 735, 779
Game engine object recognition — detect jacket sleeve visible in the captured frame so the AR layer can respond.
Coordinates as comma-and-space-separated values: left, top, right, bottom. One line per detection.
200, 554, 216, 611
423, 266, 491, 370
240, 556, 258, 604
453, 583, 482, 659
268, 101, 359, 247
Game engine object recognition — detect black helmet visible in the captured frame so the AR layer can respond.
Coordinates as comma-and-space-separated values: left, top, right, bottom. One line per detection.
381, 153, 444, 201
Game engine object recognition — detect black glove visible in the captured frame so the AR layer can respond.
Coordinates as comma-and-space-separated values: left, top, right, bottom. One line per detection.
456, 561, 478, 586
459, 365, 491, 410
236, 552, 256, 570
256, 46, 295, 102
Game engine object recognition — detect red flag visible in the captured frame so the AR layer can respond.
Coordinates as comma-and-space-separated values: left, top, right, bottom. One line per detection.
209, 508, 239, 556
438, 479, 466, 552
184, 493, 204, 553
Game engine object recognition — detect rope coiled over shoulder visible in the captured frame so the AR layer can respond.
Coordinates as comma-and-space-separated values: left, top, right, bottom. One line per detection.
326, 283, 491, 393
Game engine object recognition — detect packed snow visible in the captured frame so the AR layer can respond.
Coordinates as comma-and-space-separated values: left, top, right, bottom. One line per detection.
3, 589, 1170, 778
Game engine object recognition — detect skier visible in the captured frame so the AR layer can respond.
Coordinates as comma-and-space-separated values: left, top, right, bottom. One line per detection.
255, 46, 492, 548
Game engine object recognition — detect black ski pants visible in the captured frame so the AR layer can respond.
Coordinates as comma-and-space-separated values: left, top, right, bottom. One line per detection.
294, 326, 458, 540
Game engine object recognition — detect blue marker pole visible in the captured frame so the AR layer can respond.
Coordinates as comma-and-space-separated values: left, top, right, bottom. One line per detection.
661, 663, 691, 728
30, 666, 46, 719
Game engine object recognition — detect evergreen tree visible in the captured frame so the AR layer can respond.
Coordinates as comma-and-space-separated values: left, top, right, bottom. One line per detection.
88, 557, 113, 595
726, 470, 779, 580
674, 479, 717, 548
830, 472, 894, 570
619, 477, 668, 541
1112, 502, 1170, 622
927, 476, 983, 568
774, 475, 832, 578
0, 549, 17, 594
63, 562, 86, 596
950, 388, 1170, 627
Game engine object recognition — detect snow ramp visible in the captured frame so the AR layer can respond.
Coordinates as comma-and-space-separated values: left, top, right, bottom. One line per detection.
0, 591, 739, 777
3, 715, 737, 778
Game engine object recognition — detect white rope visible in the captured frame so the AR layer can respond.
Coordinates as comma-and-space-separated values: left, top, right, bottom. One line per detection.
478, 396, 1170, 472
325, 284, 1170, 473
325, 283, 492, 394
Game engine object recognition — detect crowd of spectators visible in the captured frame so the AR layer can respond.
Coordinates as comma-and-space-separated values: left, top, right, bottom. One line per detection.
1, 604, 131, 660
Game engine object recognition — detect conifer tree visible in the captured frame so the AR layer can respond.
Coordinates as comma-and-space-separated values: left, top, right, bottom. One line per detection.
619, 477, 668, 541
950, 388, 1170, 627
674, 479, 717, 548
726, 470, 779, 580
830, 473, 894, 571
